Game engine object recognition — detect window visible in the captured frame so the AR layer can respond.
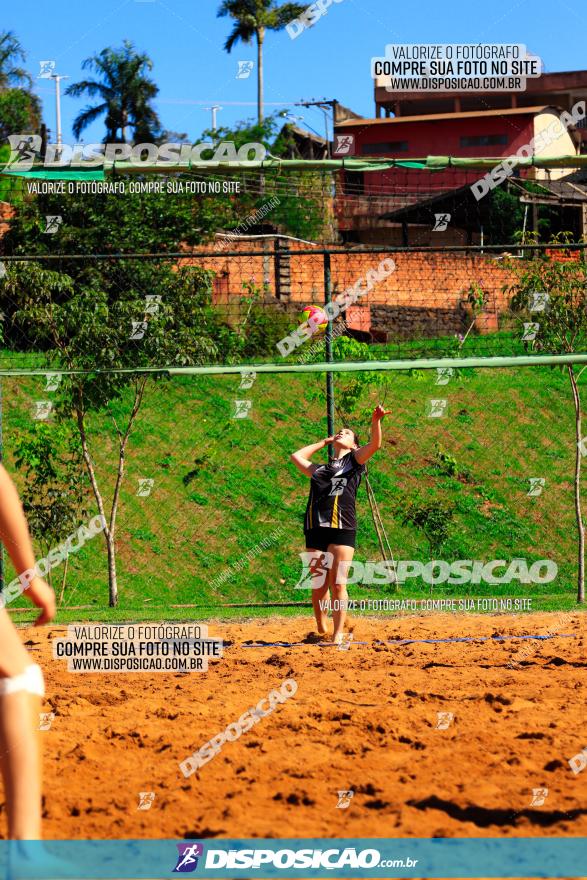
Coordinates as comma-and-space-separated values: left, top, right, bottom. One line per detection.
343, 171, 364, 195
460, 134, 508, 147
361, 141, 408, 154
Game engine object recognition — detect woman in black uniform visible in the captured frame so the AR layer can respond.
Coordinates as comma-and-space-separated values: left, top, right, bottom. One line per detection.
290, 405, 391, 643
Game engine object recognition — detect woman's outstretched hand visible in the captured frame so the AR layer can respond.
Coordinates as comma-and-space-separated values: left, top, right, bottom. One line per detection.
28, 577, 56, 626
372, 405, 392, 422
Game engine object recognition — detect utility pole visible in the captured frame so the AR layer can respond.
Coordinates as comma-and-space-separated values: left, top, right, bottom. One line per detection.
323, 253, 335, 461
205, 105, 222, 133
295, 99, 338, 158
0, 375, 3, 593
51, 75, 69, 155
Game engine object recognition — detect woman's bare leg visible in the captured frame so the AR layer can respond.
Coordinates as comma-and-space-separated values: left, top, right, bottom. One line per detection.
307, 549, 330, 635
0, 693, 42, 839
329, 544, 355, 642
0, 609, 42, 839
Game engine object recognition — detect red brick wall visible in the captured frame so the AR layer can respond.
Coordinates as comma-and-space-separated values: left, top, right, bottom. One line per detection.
0, 202, 15, 237
184, 240, 516, 333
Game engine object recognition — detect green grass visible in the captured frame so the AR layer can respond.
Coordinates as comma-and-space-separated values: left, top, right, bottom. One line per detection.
2, 343, 586, 620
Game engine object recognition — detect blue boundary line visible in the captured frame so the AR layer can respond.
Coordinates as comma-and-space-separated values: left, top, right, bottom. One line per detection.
240, 633, 576, 649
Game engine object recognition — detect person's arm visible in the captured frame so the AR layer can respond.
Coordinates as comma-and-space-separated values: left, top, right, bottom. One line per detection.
354, 405, 392, 465
0, 464, 55, 624
290, 437, 334, 478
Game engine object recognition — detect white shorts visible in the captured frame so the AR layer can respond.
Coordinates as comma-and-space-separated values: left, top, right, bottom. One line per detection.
0, 664, 45, 697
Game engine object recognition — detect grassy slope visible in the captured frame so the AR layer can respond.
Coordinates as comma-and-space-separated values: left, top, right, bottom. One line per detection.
2, 352, 585, 621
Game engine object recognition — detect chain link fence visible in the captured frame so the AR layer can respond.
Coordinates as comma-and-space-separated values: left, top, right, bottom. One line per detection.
0, 244, 584, 612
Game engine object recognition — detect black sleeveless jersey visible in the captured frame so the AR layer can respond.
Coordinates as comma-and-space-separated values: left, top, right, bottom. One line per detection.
304, 451, 366, 532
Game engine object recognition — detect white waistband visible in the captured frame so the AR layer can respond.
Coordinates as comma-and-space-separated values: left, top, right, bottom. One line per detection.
0, 664, 45, 697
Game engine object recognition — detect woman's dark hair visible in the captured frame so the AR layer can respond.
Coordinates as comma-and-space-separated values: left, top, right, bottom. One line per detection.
353, 432, 360, 447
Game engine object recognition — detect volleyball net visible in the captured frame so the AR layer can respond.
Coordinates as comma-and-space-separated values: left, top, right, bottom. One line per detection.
0, 243, 584, 612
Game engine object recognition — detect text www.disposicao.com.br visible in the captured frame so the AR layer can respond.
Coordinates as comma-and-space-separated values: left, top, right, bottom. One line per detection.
70, 657, 201, 671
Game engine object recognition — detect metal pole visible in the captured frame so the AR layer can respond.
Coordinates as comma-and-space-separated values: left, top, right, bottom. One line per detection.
205, 105, 222, 133
51, 75, 69, 153
323, 252, 335, 460
55, 77, 62, 147
0, 377, 3, 593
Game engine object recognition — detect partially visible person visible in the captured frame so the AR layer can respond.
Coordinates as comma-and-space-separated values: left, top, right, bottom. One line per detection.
0, 463, 55, 841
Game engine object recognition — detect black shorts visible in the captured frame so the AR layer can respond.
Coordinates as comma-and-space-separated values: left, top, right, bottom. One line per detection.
304, 527, 356, 551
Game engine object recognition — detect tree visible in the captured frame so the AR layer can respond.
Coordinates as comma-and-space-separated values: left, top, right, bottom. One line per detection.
217, 0, 306, 125
507, 234, 587, 603
13, 424, 88, 603
1, 176, 239, 262
200, 115, 331, 242
3, 259, 227, 606
0, 88, 41, 141
65, 41, 161, 143
0, 31, 31, 89
0, 31, 41, 173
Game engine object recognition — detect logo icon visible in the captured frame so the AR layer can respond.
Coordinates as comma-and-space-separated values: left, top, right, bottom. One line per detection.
43, 215, 63, 235
435, 367, 454, 386
529, 787, 548, 806
238, 370, 257, 390
137, 478, 155, 497
337, 632, 353, 652
528, 477, 545, 497
522, 321, 539, 341
145, 294, 162, 315
45, 372, 62, 391
333, 134, 354, 157
39, 712, 55, 731
32, 401, 53, 421
336, 790, 354, 808
138, 791, 156, 811
232, 400, 252, 419
173, 843, 204, 873
236, 61, 254, 79
432, 213, 451, 232
130, 320, 148, 340
38, 60, 56, 79
435, 711, 454, 730
6, 135, 42, 170
426, 399, 448, 418
329, 476, 348, 496
528, 291, 550, 313
294, 550, 333, 590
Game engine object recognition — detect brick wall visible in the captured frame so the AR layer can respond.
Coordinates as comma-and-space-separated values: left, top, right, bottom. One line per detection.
0, 202, 15, 238
184, 239, 516, 337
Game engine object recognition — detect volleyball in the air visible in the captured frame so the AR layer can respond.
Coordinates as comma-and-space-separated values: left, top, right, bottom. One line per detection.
300, 304, 328, 338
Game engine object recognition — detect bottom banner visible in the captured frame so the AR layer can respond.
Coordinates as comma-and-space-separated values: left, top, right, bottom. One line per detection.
0, 838, 585, 878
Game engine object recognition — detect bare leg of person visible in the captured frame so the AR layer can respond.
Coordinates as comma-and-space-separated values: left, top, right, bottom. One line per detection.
0, 692, 42, 840
0, 608, 42, 840
329, 543, 355, 643
307, 549, 330, 635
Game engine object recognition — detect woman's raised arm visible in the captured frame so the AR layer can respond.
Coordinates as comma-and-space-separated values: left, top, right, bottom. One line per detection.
290, 437, 334, 478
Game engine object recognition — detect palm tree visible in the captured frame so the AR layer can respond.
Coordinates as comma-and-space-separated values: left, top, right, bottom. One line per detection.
65, 41, 161, 143
218, 0, 306, 125
0, 31, 32, 89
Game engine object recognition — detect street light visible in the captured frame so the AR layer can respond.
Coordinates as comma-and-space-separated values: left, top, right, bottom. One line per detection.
204, 105, 223, 132
50, 74, 69, 153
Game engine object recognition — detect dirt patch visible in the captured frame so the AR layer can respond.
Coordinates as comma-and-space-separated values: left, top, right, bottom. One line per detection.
9, 612, 586, 841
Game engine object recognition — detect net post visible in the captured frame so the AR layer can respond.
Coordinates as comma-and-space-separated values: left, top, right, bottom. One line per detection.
323, 251, 335, 460
0, 377, 3, 594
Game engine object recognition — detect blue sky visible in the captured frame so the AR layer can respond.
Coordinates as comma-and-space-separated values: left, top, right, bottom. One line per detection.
6, 0, 587, 145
